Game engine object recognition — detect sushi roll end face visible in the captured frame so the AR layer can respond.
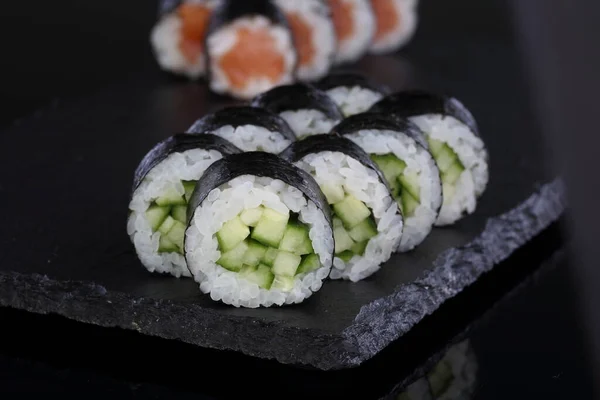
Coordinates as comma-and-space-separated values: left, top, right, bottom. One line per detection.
369, 0, 419, 54
327, 0, 376, 64
205, 0, 298, 100
184, 152, 334, 308
127, 134, 242, 278
370, 91, 489, 226
332, 112, 443, 251
280, 134, 404, 281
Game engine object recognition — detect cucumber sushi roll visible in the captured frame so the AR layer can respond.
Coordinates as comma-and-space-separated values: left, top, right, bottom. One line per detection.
327, 0, 376, 64
186, 106, 297, 153
332, 112, 443, 252
127, 133, 242, 278
274, 0, 337, 82
316, 71, 390, 117
369, 0, 418, 54
184, 152, 334, 308
251, 83, 344, 139
369, 91, 489, 226
280, 134, 403, 281
150, 0, 221, 79
205, 0, 297, 100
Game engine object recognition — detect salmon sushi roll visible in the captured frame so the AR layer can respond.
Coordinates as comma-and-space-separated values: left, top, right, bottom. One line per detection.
327, 0, 377, 64
150, 0, 221, 79
274, 0, 337, 82
205, 0, 298, 100
369, 0, 418, 54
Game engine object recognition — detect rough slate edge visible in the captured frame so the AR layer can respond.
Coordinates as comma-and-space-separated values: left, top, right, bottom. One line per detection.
0, 175, 566, 370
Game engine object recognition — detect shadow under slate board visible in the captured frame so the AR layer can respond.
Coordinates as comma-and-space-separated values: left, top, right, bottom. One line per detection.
0, 53, 565, 370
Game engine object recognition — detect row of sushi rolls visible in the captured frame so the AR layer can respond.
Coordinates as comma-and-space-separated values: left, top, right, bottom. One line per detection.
128, 71, 490, 308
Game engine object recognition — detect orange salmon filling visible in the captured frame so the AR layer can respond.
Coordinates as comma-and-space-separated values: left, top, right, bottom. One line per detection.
178, 3, 212, 63
286, 13, 316, 67
329, 0, 355, 43
218, 27, 286, 90
372, 0, 400, 41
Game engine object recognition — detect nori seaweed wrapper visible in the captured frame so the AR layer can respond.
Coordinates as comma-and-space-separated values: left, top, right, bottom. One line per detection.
186, 106, 297, 142
315, 71, 391, 95
131, 133, 242, 194
368, 90, 480, 136
251, 83, 344, 121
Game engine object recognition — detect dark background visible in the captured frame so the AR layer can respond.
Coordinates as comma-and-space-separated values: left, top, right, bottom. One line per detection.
0, 0, 597, 398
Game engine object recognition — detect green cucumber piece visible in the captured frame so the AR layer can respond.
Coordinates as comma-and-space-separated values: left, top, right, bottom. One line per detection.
271, 275, 294, 292
333, 219, 355, 253
371, 154, 407, 185
243, 240, 267, 267
279, 222, 313, 255
333, 195, 371, 229
435, 144, 458, 172
351, 240, 368, 256
182, 181, 196, 202
166, 220, 186, 250
172, 205, 187, 224
262, 248, 279, 267
250, 208, 289, 247
338, 250, 354, 262
272, 250, 301, 277
398, 170, 421, 202
158, 216, 177, 234
321, 184, 345, 204
427, 137, 446, 157
216, 216, 250, 252
428, 360, 454, 398
296, 253, 320, 274
240, 206, 264, 227
348, 217, 378, 242
155, 187, 186, 206
240, 264, 274, 289
145, 205, 170, 231
442, 182, 456, 201
158, 235, 178, 253
442, 161, 465, 185
217, 240, 249, 272
402, 192, 420, 217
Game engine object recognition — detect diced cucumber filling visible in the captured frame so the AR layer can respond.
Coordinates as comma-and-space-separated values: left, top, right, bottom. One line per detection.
333, 195, 371, 229
338, 251, 354, 262
145, 205, 170, 231
217, 216, 250, 252
156, 187, 187, 206
262, 248, 279, 267
172, 205, 187, 224
272, 250, 301, 277
217, 240, 249, 272
240, 206, 264, 227
182, 181, 196, 203
158, 216, 177, 234
321, 184, 345, 204
158, 235, 178, 253
279, 222, 313, 255
244, 240, 267, 267
348, 218, 378, 242
239, 264, 274, 289
297, 253, 320, 274
426, 137, 466, 200
251, 208, 289, 247
371, 153, 422, 218
271, 275, 294, 291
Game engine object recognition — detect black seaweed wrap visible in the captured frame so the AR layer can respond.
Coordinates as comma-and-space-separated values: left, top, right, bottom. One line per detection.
316, 71, 391, 95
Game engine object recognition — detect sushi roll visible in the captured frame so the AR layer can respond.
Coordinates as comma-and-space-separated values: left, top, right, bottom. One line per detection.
369, 91, 489, 226
251, 83, 344, 139
127, 133, 242, 278
369, 0, 418, 54
274, 0, 337, 82
150, 0, 221, 79
280, 134, 403, 281
186, 106, 297, 153
327, 0, 377, 64
332, 112, 442, 252
184, 152, 334, 308
316, 71, 390, 117
205, 0, 297, 99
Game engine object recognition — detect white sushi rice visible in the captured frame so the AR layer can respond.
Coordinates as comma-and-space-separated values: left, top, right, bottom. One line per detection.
185, 175, 334, 308
197, 124, 292, 153
369, 0, 418, 54
279, 109, 341, 139
410, 114, 489, 226
326, 86, 385, 116
207, 15, 297, 100
332, 0, 376, 64
127, 149, 225, 278
295, 152, 403, 282
345, 129, 443, 252
275, 0, 337, 81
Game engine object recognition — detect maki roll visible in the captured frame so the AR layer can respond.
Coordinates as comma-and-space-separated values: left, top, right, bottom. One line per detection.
150, 0, 221, 79
369, 91, 489, 225
327, 0, 376, 64
369, 0, 418, 54
280, 134, 403, 281
127, 133, 241, 278
274, 0, 337, 82
205, 0, 297, 99
184, 152, 334, 308
316, 71, 390, 117
332, 112, 442, 252
251, 83, 344, 139
186, 106, 297, 153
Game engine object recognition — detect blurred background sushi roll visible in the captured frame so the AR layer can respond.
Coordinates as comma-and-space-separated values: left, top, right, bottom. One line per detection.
316, 71, 391, 116
186, 106, 297, 153
333, 112, 442, 252
280, 134, 403, 282
369, 0, 418, 54
370, 91, 489, 226
127, 133, 241, 278
205, 0, 298, 99
274, 0, 337, 82
251, 83, 344, 139
327, 0, 376, 64
150, 0, 221, 79
184, 152, 334, 308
